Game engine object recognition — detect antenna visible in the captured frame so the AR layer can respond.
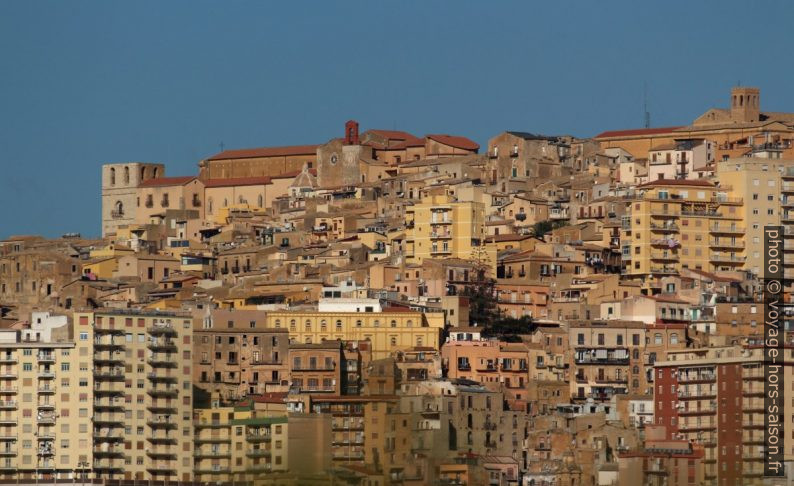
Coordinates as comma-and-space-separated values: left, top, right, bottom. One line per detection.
219, 141, 225, 152
643, 82, 650, 129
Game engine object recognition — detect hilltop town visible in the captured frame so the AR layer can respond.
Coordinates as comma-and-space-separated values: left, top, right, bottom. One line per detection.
0, 86, 791, 485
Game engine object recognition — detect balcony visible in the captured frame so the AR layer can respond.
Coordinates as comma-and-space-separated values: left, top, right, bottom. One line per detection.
147, 404, 178, 414
37, 414, 56, 424
430, 232, 452, 239
146, 450, 178, 459
93, 448, 125, 458
650, 252, 679, 261
709, 239, 744, 250
194, 435, 231, 444
147, 387, 178, 398
194, 450, 231, 459
147, 372, 178, 383
146, 420, 178, 430
37, 370, 55, 379
0, 357, 16, 365
94, 401, 124, 412
650, 266, 678, 275
0, 402, 16, 410
147, 340, 177, 352
148, 323, 177, 337
37, 353, 55, 363
147, 435, 178, 445
709, 254, 745, 264
94, 369, 125, 381
37, 386, 55, 394
195, 421, 226, 429
650, 223, 679, 233
94, 433, 124, 443
147, 466, 176, 476
245, 433, 271, 443
0, 449, 16, 456
147, 357, 177, 368
92, 415, 124, 426
93, 339, 124, 350
36, 402, 55, 410
245, 449, 272, 458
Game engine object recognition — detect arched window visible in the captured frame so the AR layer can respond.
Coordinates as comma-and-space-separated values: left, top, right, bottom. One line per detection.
113, 201, 123, 217
654, 333, 662, 345
153, 167, 159, 178
633, 365, 639, 374
320, 320, 327, 331
305, 319, 311, 331
305, 336, 312, 344
257, 194, 264, 208
390, 336, 397, 346
109, 167, 116, 186
123, 166, 130, 184
416, 336, 423, 347
406, 319, 413, 327
632, 379, 639, 388
670, 333, 679, 345
141, 167, 146, 180
632, 349, 639, 360
390, 320, 397, 328
335, 320, 342, 331
289, 319, 296, 331
373, 320, 380, 328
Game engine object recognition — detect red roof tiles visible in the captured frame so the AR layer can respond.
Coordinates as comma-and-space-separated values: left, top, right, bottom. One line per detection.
426, 134, 480, 151
138, 176, 196, 188
207, 144, 319, 161
594, 126, 684, 139
637, 178, 714, 188
204, 177, 272, 188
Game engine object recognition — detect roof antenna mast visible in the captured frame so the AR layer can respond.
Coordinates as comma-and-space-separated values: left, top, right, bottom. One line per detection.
643, 82, 650, 129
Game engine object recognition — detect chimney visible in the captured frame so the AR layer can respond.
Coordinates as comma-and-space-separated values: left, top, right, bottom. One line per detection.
344, 120, 359, 145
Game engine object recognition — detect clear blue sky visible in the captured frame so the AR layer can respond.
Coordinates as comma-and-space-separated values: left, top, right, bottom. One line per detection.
2, 1, 793, 238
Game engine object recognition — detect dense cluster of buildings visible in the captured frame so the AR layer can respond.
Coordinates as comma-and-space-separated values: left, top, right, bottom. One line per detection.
0, 86, 792, 485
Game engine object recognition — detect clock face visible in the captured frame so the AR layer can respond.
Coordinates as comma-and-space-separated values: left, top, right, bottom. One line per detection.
330, 153, 339, 165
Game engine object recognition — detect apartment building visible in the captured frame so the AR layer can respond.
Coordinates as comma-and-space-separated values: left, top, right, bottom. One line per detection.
653, 346, 777, 486
75, 309, 194, 481
289, 342, 344, 395
193, 403, 288, 481
404, 193, 486, 265
780, 165, 794, 290
264, 307, 444, 360
718, 157, 793, 277
0, 313, 91, 480
568, 320, 647, 402
193, 309, 289, 401
621, 179, 744, 277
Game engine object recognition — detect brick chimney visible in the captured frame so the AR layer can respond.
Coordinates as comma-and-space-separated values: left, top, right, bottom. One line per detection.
344, 120, 359, 145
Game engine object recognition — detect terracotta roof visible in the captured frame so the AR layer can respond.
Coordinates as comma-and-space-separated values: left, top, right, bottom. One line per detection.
637, 178, 714, 188
426, 134, 480, 151
204, 176, 272, 188
594, 126, 684, 139
206, 144, 319, 161
270, 168, 317, 179
139, 176, 196, 188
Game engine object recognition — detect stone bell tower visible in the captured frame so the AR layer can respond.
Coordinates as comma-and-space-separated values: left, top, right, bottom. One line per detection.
730, 86, 760, 123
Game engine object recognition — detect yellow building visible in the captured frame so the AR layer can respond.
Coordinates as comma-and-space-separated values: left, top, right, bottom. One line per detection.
405, 194, 486, 265
264, 309, 444, 360
718, 157, 793, 277
0, 313, 92, 480
622, 179, 744, 277
193, 404, 288, 481
74, 309, 195, 481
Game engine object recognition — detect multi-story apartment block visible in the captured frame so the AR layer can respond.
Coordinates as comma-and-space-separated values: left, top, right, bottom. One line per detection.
193, 404, 288, 481
653, 346, 779, 486
779, 165, 794, 291
289, 342, 344, 396
404, 193, 486, 265
621, 179, 744, 277
194, 309, 289, 401
568, 320, 647, 402
74, 309, 194, 481
0, 313, 91, 480
718, 157, 793, 277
